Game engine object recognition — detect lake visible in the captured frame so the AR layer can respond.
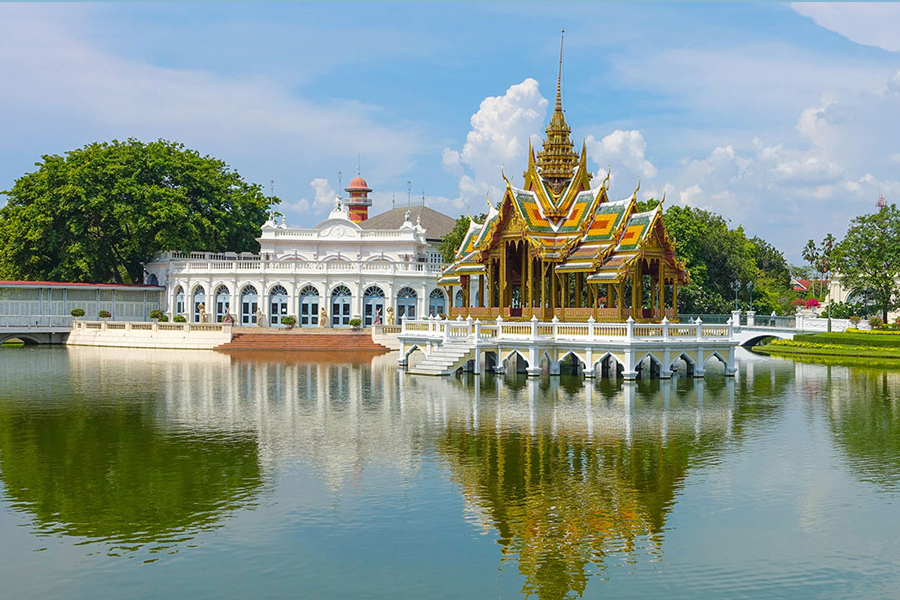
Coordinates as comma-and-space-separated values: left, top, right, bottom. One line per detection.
1, 346, 899, 599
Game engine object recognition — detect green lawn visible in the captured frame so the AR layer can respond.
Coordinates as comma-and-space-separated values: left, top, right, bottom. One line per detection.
754, 330, 900, 361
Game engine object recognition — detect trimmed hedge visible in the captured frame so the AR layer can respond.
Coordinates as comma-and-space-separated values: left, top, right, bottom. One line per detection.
792, 333, 900, 349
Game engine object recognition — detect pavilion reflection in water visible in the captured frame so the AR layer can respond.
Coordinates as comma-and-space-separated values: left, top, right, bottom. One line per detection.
0, 347, 790, 595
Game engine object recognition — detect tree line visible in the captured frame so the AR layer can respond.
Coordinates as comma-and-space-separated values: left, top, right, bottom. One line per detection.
0, 139, 278, 284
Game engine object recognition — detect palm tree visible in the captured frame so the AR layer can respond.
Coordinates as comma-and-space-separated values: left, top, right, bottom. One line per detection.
802, 239, 820, 297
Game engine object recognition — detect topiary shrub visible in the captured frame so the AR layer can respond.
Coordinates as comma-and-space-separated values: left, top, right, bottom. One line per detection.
98, 310, 111, 319
173, 315, 187, 323
870, 316, 884, 329
349, 318, 362, 328
150, 309, 164, 320
281, 315, 297, 327
157, 314, 169, 322
70, 308, 85, 318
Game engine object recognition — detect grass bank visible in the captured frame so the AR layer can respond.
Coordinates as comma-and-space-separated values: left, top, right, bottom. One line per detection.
753, 331, 900, 362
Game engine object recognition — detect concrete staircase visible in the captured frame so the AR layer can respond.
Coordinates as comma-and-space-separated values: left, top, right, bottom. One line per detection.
408, 341, 475, 375
217, 331, 389, 352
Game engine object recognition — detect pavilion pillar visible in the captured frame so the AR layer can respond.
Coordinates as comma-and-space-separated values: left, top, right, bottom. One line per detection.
478, 274, 484, 308
500, 242, 508, 312
650, 265, 657, 321
520, 242, 527, 315
632, 267, 640, 321
527, 249, 534, 316
463, 278, 470, 317
550, 264, 557, 313
658, 261, 665, 320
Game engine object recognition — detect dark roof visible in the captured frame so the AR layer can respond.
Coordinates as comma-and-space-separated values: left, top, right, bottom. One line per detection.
359, 206, 457, 242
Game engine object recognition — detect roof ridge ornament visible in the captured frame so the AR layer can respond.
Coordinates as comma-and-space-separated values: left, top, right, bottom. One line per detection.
535, 28, 579, 195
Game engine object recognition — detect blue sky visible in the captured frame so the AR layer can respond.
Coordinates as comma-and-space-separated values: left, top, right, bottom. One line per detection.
1, 3, 899, 261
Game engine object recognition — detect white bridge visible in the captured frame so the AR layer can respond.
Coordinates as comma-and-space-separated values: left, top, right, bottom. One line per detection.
397, 316, 739, 380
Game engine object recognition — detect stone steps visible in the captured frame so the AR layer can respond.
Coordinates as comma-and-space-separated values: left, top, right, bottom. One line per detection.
217, 332, 389, 352
408, 343, 475, 375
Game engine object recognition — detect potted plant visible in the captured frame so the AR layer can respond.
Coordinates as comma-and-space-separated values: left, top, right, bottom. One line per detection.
150, 309, 164, 321
281, 315, 297, 329
157, 314, 169, 322
98, 310, 111, 319
70, 308, 85, 319
173, 315, 187, 323
349, 318, 362, 331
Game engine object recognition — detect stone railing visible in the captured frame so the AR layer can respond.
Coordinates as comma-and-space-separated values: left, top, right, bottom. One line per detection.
68, 320, 233, 349
166, 259, 444, 276
399, 315, 732, 343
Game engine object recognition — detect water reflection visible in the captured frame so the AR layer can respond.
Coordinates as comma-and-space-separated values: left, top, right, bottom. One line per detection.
791, 359, 900, 490
0, 346, 851, 599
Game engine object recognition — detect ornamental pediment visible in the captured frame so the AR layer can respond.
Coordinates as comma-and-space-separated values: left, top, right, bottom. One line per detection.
315, 218, 362, 239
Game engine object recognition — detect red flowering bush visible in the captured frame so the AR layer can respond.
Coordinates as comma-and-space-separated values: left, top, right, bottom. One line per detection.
791, 298, 806, 307
806, 298, 820, 309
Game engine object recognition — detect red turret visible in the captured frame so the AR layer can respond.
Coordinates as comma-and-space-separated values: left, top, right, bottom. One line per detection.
344, 175, 372, 222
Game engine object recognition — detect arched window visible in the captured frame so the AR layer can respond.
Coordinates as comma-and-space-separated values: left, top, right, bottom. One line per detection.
192, 286, 206, 323
455, 289, 463, 307
428, 288, 446, 317
269, 285, 288, 326
174, 285, 185, 316
215, 285, 230, 323
396, 287, 418, 320
298, 285, 319, 327
331, 285, 352, 327
241, 285, 259, 325
363, 285, 385, 327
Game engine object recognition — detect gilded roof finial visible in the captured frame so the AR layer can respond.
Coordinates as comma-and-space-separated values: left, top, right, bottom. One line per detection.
535, 28, 578, 194
556, 28, 564, 114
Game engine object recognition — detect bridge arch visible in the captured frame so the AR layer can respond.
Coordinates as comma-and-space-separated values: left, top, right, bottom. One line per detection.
736, 329, 795, 347
500, 349, 530, 374
704, 351, 729, 370
556, 350, 586, 375
0, 334, 41, 345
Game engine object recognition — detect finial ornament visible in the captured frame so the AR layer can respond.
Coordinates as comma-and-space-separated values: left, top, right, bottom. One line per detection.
557, 28, 564, 113
535, 28, 578, 193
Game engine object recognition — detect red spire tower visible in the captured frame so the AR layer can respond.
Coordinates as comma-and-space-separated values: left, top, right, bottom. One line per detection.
344, 174, 372, 223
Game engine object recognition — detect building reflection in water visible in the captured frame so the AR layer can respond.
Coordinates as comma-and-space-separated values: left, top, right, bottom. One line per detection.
0, 346, 786, 595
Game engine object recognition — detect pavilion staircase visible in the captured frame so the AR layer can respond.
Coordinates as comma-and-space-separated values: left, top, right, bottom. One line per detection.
408, 340, 476, 376
217, 331, 389, 352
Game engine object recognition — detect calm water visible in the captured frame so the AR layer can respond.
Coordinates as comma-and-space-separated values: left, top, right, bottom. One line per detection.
1, 347, 899, 599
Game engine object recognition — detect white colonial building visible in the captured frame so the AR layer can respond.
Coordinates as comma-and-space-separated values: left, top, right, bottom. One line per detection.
144, 176, 457, 328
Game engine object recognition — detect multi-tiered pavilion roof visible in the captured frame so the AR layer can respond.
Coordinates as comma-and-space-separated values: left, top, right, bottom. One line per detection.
440, 68, 687, 322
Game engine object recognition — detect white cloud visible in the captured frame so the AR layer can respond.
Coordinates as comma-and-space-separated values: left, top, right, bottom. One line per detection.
585, 129, 657, 182
791, 3, 900, 52
0, 4, 420, 225
442, 78, 548, 208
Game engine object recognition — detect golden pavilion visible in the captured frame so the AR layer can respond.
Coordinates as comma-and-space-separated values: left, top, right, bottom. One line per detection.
440, 70, 688, 323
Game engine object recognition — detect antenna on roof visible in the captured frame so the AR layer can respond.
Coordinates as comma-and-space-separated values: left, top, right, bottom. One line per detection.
422, 189, 426, 207
270, 180, 274, 197
407, 180, 412, 209
357, 154, 360, 177
337, 171, 343, 198
392, 193, 396, 210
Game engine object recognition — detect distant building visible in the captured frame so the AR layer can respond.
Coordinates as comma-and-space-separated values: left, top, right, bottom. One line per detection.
144, 176, 457, 327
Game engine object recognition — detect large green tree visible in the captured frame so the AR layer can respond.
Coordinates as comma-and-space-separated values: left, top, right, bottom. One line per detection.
833, 204, 900, 321
440, 213, 486, 263
0, 139, 278, 284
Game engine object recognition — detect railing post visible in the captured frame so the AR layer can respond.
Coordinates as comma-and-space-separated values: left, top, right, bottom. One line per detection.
466, 315, 473, 339
587, 315, 595, 341
696, 317, 703, 339
185, 322, 192, 334
530, 315, 538, 341
496, 315, 503, 339
727, 316, 734, 338
746, 310, 756, 327
443, 317, 450, 343
626, 316, 634, 341
551, 315, 559, 339
731, 309, 741, 333
474, 318, 481, 341
152, 320, 159, 333
401, 314, 407, 333
662, 316, 669, 341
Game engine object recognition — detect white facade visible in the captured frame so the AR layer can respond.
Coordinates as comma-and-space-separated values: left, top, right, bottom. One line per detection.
144, 200, 449, 327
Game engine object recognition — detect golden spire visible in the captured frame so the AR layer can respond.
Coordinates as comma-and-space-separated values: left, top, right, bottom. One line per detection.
535, 28, 579, 194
